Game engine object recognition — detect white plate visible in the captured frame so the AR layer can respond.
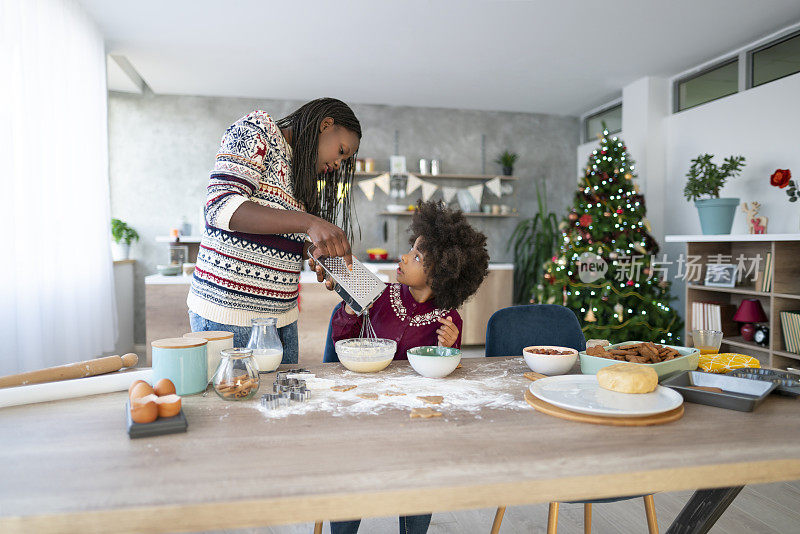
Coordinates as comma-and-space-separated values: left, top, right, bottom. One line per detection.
529, 375, 683, 418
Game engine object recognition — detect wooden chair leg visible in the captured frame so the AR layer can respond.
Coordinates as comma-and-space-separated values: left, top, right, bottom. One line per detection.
313, 521, 323, 534
584, 502, 592, 534
547, 502, 559, 534
643, 495, 659, 534
490, 506, 506, 534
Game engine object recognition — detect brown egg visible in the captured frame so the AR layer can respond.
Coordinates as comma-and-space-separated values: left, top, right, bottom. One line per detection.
153, 378, 176, 397
130, 397, 158, 424
128, 379, 148, 397
130, 381, 155, 400
155, 394, 182, 418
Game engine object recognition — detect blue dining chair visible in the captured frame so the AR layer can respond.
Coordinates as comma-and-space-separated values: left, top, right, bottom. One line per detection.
322, 302, 343, 363
485, 305, 658, 534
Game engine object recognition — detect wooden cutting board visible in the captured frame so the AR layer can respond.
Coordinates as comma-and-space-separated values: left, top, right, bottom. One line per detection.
524, 388, 684, 427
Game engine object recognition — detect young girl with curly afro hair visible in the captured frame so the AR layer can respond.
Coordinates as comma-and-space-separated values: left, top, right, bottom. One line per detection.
313, 199, 489, 359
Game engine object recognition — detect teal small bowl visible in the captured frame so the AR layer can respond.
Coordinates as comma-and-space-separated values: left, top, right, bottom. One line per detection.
407, 346, 462, 378
579, 341, 699, 380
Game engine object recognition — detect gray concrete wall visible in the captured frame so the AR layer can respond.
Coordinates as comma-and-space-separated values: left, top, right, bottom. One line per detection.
108, 93, 578, 343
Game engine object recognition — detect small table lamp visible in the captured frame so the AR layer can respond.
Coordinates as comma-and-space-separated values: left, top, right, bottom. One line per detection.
733, 299, 768, 341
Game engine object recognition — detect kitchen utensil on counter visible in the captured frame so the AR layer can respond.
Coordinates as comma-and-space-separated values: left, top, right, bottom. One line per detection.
407, 346, 461, 378
308, 244, 386, 316
212, 348, 260, 401
156, 264, 181, 276
522, 346, 578, 376
0, 353, 138, 389
727, 368, 800, 397
528, 375, 684, 418
247, 318, 283, 373
661, 371, 776, 411
0, 369, 152, 408
152, 338, 208, 395
126, 400, 187, 439
367, 248, 389, 260
183, 331, 234, 382
692, 329, 723, 355
579, 342, 699, 379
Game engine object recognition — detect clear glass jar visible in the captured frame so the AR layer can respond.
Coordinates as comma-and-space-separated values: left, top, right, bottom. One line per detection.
247, 318, 283, 373
212, 348, 260, 401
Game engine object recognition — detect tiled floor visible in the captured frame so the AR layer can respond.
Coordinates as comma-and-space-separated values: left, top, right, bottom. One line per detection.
205, 480, 800, 533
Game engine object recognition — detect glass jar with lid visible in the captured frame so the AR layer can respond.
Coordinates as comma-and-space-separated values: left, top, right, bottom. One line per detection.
212, 348, 260, 401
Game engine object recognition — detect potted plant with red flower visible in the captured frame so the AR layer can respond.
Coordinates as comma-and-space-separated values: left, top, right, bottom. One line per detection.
683, 153, 746, 234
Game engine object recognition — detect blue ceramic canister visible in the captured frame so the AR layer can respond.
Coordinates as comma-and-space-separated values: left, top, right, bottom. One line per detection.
151, 337, 208, 395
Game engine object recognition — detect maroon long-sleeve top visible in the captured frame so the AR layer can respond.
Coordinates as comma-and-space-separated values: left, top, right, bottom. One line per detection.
331, 283, 462, 360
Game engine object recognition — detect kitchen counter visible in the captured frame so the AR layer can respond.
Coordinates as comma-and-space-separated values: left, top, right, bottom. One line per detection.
1, 356, 799, 533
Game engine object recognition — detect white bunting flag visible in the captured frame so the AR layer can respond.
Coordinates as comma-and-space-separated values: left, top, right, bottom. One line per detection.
357, 177, 376, 201
485, 176, 502, 198
421, 180, 439, 201
441, 186, 458, 203
406, 173, 423, 195
467, 183, 484, 205
374, 173, 391, 195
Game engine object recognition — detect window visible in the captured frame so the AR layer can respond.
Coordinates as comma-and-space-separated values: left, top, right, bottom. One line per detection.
584, 104, 621, 143
751, 29, 800, 88
675, 58, 738, 112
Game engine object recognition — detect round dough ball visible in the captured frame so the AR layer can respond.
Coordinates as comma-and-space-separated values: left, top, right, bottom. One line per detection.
597, 363, 658, 394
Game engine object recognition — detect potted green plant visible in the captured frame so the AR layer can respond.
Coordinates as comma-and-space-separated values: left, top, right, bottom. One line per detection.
683, 154, 746, 235
111, 218, 139, 260
495, 151, 518, 176
507, 180, 559, 304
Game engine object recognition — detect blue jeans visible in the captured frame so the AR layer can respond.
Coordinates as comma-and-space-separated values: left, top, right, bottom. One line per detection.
188, 311, 299, 364
330, 515, 431, 534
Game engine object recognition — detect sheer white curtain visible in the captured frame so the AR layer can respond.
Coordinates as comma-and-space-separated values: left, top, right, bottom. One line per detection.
0, 0, 117, 374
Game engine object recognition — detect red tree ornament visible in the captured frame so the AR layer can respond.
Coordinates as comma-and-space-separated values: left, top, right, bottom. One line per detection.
579, 214, 593, 227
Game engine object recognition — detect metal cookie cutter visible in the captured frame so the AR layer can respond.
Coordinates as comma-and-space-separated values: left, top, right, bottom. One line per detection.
290, 386, 309, 402
260, 394, 282, 410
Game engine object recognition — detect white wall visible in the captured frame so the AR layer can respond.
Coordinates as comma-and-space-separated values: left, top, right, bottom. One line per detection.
664, 72, 800, 236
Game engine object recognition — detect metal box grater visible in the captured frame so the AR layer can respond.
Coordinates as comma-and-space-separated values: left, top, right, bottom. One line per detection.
308, 245, 386, 315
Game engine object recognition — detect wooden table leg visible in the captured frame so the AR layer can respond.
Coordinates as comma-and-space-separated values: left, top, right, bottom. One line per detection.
314, 521, 323, 534
491, 506, 506, 534
643, 495, 658, 534
547, 502, 560, 534
665, 486, 744, 534
584, 503, 592, 534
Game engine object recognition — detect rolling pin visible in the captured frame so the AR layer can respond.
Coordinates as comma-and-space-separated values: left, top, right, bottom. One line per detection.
0, 353, 138, 389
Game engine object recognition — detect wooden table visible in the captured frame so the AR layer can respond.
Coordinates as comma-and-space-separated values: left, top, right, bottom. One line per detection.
1, 357, 799, 534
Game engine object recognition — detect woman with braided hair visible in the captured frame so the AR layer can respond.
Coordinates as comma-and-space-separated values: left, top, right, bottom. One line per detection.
188, 98, 362, 363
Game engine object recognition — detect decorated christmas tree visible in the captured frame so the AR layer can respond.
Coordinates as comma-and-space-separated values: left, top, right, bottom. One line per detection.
538, 128, 683, 344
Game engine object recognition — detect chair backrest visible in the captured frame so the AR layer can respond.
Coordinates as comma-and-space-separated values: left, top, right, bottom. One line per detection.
322, 302, 343, 363
484, 304, 586, 357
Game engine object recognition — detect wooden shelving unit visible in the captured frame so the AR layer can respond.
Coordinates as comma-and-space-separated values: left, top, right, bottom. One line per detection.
666, 234, 800, 370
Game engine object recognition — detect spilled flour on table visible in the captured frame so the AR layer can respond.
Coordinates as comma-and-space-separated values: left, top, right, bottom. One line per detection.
254, 358, 531, 419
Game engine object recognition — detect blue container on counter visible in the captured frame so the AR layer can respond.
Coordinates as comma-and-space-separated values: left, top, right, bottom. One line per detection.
151, 337, 208, 395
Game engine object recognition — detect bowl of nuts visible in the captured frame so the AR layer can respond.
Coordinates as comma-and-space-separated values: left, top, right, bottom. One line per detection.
523, 346, 579, 376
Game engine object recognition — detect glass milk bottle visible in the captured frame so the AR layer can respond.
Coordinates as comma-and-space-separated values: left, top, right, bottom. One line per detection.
247, 317, 283, 373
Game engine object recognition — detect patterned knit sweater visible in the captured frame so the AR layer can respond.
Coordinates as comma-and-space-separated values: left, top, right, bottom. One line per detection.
187, 111, 306, 328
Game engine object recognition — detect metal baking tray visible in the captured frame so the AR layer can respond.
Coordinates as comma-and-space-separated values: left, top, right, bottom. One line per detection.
727, 368, 800, 397
661, 371, 776, 412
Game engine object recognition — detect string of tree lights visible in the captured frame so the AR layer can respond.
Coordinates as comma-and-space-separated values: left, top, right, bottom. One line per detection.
538, 128, 683, 343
